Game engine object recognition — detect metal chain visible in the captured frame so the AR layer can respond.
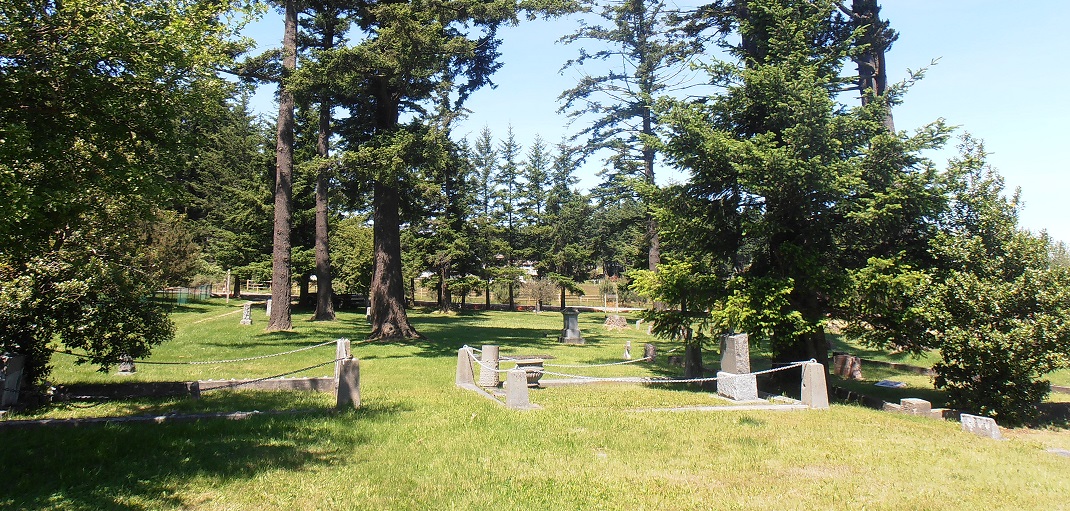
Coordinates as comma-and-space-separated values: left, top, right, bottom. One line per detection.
48, 340, 337, 366
199, 357, 346, 393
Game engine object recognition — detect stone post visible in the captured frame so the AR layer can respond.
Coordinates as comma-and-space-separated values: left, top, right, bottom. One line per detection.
240, 302, 252, 325
623, 341, 631, 360
334, 338, 352, 388
505, 368, 533, 409
1, 354, 26, 408
800, 362, 830, 409
559, 307, 584, 344
336, 357, 361, 409
265, 298, 272, 316
456, 346, 476, 387
478, 345, 500, 388
717, 333, 758, 401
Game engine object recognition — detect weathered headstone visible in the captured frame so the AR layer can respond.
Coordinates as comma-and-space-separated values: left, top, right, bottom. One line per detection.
833, 354, 863, 380
604, 315, 628, 331
265, 299, 272, 316
719, 333, 751, 374
717, 333, 758, 401
117, 354, 136, 375
456, 346, 476, 387
800, 362, 830, 409
335, 357, 361, 409
900, 398, 932, 417
643, 343, 656, 362
960, 413, 1002, 440
239, 302, 253, 325
559, 307, 584, 344
478, 345, 500, 388
1, 354, 26, 407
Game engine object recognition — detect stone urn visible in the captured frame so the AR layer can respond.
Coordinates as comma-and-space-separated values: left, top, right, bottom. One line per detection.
513, 359, 544, 387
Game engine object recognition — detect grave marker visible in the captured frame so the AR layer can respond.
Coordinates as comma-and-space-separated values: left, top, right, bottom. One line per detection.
960, 413, 1002, 440
478, 345, 500, 388
1, 354, 26, 407
559, 308, 585, 344
717, 333, 759, 401
240, 302, 253, 325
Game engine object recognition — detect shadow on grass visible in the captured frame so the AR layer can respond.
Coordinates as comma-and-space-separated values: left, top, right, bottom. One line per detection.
2, 402, 400, 510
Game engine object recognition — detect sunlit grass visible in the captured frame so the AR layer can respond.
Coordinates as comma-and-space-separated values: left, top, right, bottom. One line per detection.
4, 301, 1069, 510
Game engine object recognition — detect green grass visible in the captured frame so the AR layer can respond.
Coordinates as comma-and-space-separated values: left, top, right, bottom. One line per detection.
3, 301, 1069, 510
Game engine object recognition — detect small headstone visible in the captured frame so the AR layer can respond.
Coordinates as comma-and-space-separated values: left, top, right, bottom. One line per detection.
960, 413, 1002, 440
900, 398, 931, 417
559, 308, 584, 344
604, 315, 628, 331
265, 299, 272, 316
833, 354, 863, 380
623, 341, 631, 360
240, 302, 252, 325
1, 354, 26, 407
719, 333, 750, 374
118, 355, 136, 375
643, 343, 656, 362
635, 319, 643, 330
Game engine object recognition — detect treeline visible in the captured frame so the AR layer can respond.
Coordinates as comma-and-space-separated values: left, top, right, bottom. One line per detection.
3, 0, 1070, 425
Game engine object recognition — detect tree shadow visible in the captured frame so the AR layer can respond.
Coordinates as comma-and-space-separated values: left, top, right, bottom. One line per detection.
2, 403, 400, 510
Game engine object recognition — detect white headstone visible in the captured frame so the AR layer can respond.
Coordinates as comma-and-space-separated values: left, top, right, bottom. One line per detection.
265, 299, 272, 316
960, 413, 1002, 440
240, 302, 252, 325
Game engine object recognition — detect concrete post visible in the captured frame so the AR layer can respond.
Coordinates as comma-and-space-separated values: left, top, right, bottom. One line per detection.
505, 368, 533, 409
643, 343, 656, 363
266, 298, 272, 316
456, 347, 475, 387
336, 357, 361, 409
478, 345, 500, 388
334, 338, 352, 388
800, 362, 830, 409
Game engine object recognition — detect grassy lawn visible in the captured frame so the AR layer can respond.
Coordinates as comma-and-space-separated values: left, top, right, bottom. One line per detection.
3, 301, 1068, 510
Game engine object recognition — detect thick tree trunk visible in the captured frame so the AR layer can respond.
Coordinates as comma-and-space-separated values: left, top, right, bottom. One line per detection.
369, 181, 419, 339
643, 112, 661, 272
266, 0, 297, 332
312, 14, 336, 321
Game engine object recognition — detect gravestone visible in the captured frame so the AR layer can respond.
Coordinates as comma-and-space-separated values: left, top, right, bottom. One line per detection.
719, 333, 750, 374
118, 354, 136, 375
1, 353, 26, 407
960, 413, 1002, 440
604, 315, 628, 331
833, 354, 863, 380
240, 302, 253, 325
265, 299, 272, 316
623, 341, 631, 360
900, 398, 932, 416
478, 345, 500, 388
717, 333, 758, 401
643, 343, 656, 363
559, 308, 584, 344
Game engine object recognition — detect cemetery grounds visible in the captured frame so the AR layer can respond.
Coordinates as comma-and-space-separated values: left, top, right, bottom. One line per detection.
1, 300, 1068, 510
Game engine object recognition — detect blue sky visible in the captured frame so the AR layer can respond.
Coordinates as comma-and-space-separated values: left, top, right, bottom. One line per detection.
243, 1, 1069, 244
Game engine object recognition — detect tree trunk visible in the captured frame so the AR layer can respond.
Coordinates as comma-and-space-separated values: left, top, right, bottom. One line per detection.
508, 282, 515, 311
852, 0, 895, 131
642, 109, 661, 272
559, 287, 566, 310
369, 181, 420, 339
267, 0, 297, 332
485, 283, 490, 308
312, 19, 336, 321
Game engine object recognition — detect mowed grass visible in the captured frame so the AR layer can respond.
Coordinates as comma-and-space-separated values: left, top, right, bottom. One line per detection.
2, 300, 1069, 510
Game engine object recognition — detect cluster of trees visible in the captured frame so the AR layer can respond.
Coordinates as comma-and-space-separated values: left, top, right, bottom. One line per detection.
2, 0, 1068, 424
